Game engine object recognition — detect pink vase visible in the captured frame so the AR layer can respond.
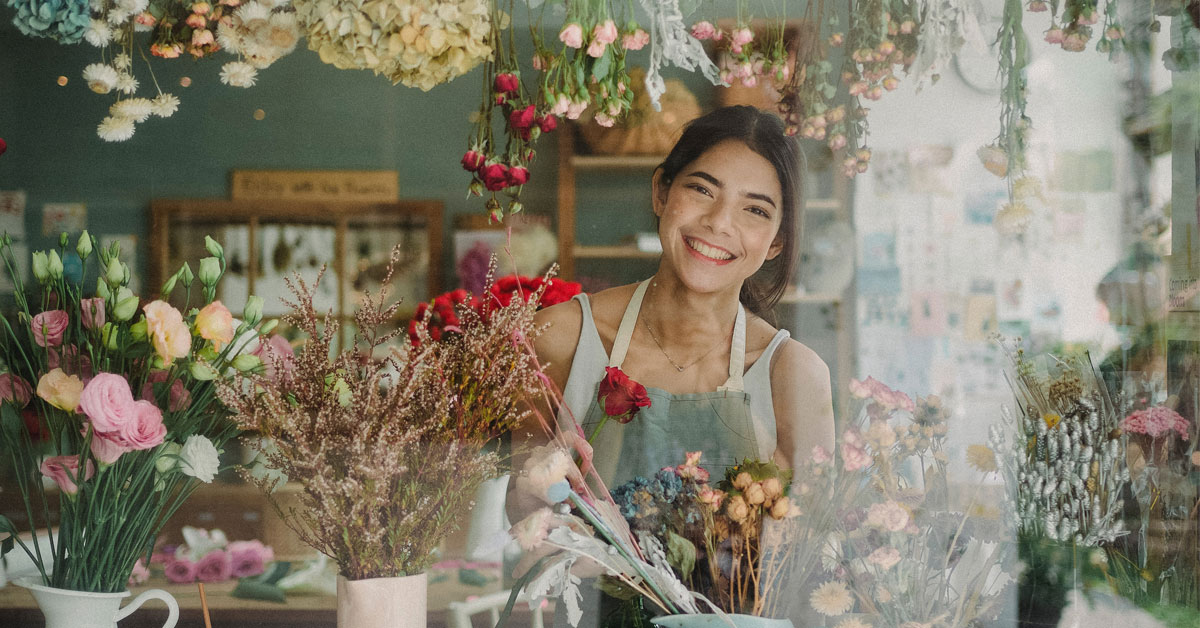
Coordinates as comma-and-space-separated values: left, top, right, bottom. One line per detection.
336, 572, 427, 628
17, 576, 179, 628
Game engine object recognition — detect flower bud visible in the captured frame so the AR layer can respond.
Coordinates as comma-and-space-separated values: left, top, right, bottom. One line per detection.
258, 319, 279, 335
190, 361, 219, 381
101, 323, 120, 350
130, 319, 148, 341
198, 257, 221, 286
105, 257, 124, 286
204, 235, 224, 258
32, 251, 49, 283
232, 353, 262, 373
59, 232, 70, 248
160, 273, 178, 298
96, 278, 111, 300
156, 442, 182, 474
76, 231, 93, 259
47, 250, 64, 279
243, 295, 264, 325
113, 287, 139, 321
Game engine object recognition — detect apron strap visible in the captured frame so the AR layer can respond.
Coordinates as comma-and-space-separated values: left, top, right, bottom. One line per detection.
610, 278, 748, 393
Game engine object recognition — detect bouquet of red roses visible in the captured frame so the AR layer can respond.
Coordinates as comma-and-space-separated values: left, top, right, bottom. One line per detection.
408, 274, 580, 345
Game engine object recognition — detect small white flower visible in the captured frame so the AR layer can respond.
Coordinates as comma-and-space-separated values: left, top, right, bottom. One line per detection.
110, 98, 154, 122
236, 1, 272, 23
89, 0, 104, 10
116, 0, 147, 16
112, 52, 132, 71
106, 9, 131, 26
97, 116, 136, 142
179, 435, 221, 482
116, 72, 138, 94
258, 0, 290, 8
85, 19, 113, 46
151, 93, 180, 117
83, 63, 119, 94
219, 61, 258, 88
216, 22, 242, 54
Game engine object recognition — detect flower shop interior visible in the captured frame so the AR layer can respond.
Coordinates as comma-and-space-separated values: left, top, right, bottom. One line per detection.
1, 0, 1199, 627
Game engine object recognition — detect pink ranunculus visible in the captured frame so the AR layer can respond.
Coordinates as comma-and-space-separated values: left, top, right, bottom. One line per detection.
164, 557, 198, 583
118, 400, 166, 450
78, 372, 137, 433
0, 373, 33, 407
622, 28, 649, 51
40, 455, 95, 496
251, 334, 295, 382
593, 19, 618, 45
89, 429, 133, 465
48, 345, 93, 381
31, 310, 69, 347
690, 21, 717, 40
195, 548, 232, 583
559, 22, 583, 48
80, 298, 106, 330
195, 301, 234, 350
141, 371, 192, 413
227, 540, 272, 578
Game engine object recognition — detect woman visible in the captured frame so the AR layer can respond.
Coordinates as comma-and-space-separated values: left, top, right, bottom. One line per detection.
513, 105, 836, 625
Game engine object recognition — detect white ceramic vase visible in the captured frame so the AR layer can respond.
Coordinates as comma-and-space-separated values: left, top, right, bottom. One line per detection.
464, 474, 512, 563
336, 572, 427, 628
650, 614, 795, 628
17, 576, 179, 628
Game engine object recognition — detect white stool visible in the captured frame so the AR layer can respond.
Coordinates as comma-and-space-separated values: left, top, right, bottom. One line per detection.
446, 589, 546, 628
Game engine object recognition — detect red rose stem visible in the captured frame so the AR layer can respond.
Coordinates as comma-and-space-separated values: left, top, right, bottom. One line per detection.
198, 582, 213, 628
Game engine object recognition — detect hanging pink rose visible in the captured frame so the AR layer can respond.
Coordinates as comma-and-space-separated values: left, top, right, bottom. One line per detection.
587, 40, 607, 58
79, 298, 106, 330
40, 455, 95, 495
593, 19, 619, 45
690, 21, 717, 40
31, 310, 69, 347
622, 29, 649, 51
117, 400, 166, 450
558, 22, 583, 48
78, 372, 137, 433
0, 373, 32, 407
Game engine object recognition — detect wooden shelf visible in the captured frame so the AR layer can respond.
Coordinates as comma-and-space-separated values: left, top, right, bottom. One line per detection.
778, 289, 842, 304
570, 154, 666, 169
574, 245, 661, 259
805, 197, 840, 211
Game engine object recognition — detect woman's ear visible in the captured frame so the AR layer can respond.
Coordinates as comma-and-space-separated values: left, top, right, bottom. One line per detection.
651, 168, 668, 217
766, 233, 784, 261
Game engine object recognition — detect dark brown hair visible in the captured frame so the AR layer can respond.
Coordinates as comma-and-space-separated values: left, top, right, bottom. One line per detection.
655, 105, 804, 316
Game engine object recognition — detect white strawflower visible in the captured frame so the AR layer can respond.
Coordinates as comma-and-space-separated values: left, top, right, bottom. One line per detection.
106, 9, 131, 26
85, 18, 113, 46
151, 93, 180, 117
116, 0, 147, 16
112, 52, 132, 71
110, 98, 154, 122
236, 1, 272, 23
180, 435, 221, 482
220, 61, 258, 88
96, 116, 136, 142
216, 22, 242, 54
83, 63, 119, 94
258, 0, 289, 8
116, 72, 138, 94
810, 580, 854, 616
89, 0, 104, 10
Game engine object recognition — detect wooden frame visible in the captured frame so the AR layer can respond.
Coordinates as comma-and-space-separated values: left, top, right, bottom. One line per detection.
149, 198, 443, 345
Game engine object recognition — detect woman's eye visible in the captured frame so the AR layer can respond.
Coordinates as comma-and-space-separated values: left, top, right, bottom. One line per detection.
747, 206, 771, 219
687, 183, 712, 197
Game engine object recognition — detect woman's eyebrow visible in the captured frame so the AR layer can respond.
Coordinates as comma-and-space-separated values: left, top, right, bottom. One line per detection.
684, 170, 778, 209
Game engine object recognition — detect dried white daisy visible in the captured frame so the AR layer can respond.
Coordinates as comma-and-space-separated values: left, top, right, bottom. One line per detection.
995, 201, 1033, 236
110, 98, 154, 122
112, 52, 132, 71
216, 22, 242, 54
151, 93, 180, 118
115, 72, 138, 95
106, 9, 131, 26
97, 116, 136, 142
236, 1, 272, 23
84, 18, 113, 47
82, 63, 119, 94
219, 61, 258, 88
116, 0, 148, 16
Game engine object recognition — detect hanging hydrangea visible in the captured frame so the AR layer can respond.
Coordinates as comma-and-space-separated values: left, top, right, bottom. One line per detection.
6, 0, 91, 43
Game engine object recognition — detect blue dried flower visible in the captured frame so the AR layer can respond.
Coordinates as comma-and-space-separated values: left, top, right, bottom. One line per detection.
7, 0, 92, 44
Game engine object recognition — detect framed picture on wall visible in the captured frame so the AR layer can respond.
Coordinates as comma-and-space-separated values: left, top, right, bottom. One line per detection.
149, 199, 442, 349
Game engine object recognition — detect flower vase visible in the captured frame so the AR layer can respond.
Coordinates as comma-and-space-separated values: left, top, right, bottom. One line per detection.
17, 577, 179, 628
464, 474, 512, 563
650, 614, 795, 628
336, 572, 427, 628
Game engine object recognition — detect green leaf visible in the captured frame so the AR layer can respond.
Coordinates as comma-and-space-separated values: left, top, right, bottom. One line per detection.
665, 531, 696, 579
0, 403, 21, 438
230, 579, 287, 603
596, 574, 640, 600
458, 568, 489, 587
1, 514, 16, 558
591, 48, 612, 82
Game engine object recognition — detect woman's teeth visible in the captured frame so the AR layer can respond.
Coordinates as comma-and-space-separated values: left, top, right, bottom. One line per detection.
686, 237, 733, 261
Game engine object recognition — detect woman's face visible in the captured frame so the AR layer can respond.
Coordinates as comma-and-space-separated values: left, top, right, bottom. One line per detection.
654, 139, 784, 295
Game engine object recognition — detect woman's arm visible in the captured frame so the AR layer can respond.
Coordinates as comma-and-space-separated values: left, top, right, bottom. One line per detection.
770, 339, 836, 469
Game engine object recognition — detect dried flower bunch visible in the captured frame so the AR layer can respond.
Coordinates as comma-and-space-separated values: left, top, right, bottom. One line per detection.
0, 232, 261, 592
219, 249, 551, 579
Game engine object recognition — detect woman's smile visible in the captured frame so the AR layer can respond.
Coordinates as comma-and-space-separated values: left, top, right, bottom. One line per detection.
683, 235, 737, 264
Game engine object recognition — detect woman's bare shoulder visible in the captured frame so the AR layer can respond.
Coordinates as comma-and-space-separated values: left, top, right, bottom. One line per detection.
770, 337, 830, 384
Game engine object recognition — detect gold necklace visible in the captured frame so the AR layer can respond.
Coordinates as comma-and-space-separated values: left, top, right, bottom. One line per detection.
641, 284, 733, 373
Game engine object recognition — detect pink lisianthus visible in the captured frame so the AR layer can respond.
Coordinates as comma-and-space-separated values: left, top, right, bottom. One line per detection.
141, 370, 193, 413
48, 345, 93, 381
622, 28, 649, 51
37, 368, 84, 412
559, 22, 583, 48
128, 559, 150, 586
0, 373, 33, 407
80, 297, 106, 330
89, 429, 133, 465
195, 548, 233, 583
78, 372, 137, 433
31, 310, 69, 347
250, 334, 295, 382
1121, 406, 1191, 440
118, 400, 167, 450
39, 455, 95, 496
164, 557, 198, 583
227, 540, 273, 578
690, 21, 717, 41
195, 301, 234, 350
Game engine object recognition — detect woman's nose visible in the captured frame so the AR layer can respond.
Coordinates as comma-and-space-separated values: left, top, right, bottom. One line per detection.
701, 200, 735, 233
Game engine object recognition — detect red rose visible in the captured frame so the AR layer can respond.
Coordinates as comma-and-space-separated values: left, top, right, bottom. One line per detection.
538, 278, 582, 307
480, 162, 510, 191
509, 105, 536, 131
507, 166, 530, 187
0, 137, 7, 156
461, 150, 485, 172
598, 367, 651, 423
488, 275, 541, 309
538, 114, 558, 133
493, 72, 520, 94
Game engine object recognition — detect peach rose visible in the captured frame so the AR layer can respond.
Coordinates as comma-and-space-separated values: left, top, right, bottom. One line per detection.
195, 301, 234, 350
144, 301, 191, 365
726, 494, 751, 522
37, 368, 84, 412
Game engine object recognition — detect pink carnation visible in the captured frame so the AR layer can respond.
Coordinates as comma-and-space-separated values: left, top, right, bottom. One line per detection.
1121, 406, 1191, 440
841, 429, 872, 471
31, 310, 69, 347
849, 376, 915, 413
195, 549, 233, 583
